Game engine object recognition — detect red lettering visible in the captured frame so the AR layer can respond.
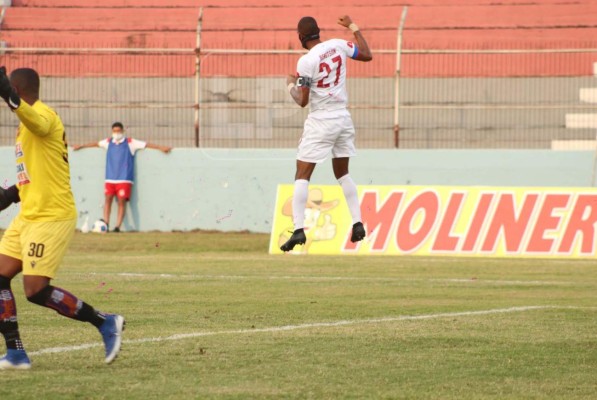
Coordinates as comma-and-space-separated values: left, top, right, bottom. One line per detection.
344, 191, 403, 251
396, 191, 439, 253
432, 192, 465, 252
462, 193, 494, 252
558, 194, 597, 255
526, 194, 570, 253
481, 193, 539, 253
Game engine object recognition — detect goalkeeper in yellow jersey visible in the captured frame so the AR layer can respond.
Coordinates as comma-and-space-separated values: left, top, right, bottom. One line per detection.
0, 67, 125, 370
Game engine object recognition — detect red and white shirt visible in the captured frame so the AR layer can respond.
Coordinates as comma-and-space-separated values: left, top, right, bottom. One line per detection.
296, 39, 359, 114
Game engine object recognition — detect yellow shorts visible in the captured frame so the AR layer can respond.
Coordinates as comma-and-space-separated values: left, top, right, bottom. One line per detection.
0, 216, 76, 279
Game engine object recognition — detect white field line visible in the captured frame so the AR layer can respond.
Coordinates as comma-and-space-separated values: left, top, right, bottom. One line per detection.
79, 272, 576, 286
70, 253, 597, 269
431, 278, 569, 285
28, 305, 584, 357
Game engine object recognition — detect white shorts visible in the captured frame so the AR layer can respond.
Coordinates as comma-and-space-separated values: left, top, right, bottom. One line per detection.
297, 109, 356, 164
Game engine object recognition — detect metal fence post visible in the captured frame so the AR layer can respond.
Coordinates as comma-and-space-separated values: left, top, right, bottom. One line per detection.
591, 131, 597, 187
394, 6, 408, 149
194, 7, 203, 148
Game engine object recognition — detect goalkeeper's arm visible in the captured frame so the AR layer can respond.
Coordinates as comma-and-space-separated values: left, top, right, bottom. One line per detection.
0, 185, 20, 212
0, 66, 52, 137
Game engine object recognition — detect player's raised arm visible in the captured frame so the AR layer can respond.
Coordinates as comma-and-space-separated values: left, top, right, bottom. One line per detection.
14, 101, 53, 137
338, 16, 373, 62
0, 67, 53, 137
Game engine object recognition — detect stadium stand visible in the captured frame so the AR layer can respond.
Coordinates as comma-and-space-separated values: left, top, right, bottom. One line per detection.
1, 0, 596, 76
0, 0, 595, 148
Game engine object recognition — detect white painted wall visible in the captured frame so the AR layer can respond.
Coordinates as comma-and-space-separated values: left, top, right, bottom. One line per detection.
0, 148, 595, 232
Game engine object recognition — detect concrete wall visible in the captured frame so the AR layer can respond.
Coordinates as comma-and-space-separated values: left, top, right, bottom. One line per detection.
1, 147, 595, 232
1, 77, 594, 148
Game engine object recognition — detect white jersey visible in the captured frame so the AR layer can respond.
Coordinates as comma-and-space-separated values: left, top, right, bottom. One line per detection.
98, 136, 147, 155
296, 39, 359, 114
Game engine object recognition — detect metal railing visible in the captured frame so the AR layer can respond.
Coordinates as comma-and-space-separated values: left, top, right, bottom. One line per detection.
0, 45, 595, 149
0, 5, 595, 150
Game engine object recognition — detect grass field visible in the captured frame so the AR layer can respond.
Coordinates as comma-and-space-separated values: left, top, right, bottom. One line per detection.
1, 231, 596, 399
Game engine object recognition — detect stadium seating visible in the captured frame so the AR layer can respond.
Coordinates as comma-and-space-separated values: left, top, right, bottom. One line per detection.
0, 1, 595, 149
1, 1, 596, 76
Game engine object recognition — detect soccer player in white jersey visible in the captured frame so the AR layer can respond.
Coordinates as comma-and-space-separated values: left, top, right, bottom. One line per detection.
280, 15, 373, 252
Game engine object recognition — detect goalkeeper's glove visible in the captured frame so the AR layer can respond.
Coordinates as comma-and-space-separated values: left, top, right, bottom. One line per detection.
0, 185, 20, 212
0, 66, 21, 111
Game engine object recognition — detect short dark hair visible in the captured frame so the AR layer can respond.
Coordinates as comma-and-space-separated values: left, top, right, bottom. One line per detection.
9, 68, 40, 97
112, 122, 124, 130
298, 16, 319, 37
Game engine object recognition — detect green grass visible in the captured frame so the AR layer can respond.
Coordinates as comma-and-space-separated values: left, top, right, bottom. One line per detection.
1, 231, 596, 399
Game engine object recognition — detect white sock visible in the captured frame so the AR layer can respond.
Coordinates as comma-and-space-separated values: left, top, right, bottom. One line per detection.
338, 174, 361, 224
292, 179, 309, 230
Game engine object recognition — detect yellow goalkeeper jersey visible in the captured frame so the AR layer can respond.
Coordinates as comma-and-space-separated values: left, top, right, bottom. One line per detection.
14, 99, 77, 221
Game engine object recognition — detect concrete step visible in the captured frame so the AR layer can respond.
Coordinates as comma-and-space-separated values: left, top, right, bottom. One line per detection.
565, 113, 597, 129
580, 88, 597, 103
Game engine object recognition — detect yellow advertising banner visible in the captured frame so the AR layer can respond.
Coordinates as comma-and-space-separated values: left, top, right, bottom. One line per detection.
269, 185, 597, 258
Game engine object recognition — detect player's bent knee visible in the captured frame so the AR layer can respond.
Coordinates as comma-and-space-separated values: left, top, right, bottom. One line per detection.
334, 171, 348, 180
25, 284, 53, 304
